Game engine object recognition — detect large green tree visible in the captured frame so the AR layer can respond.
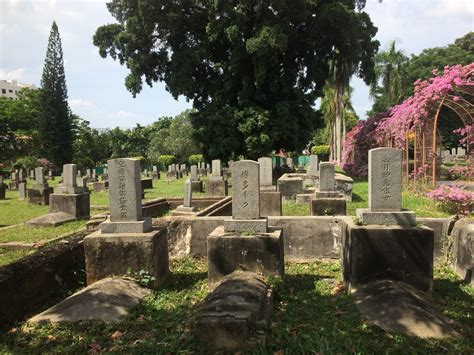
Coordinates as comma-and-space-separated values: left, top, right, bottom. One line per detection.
39, 21, 73, 168
93, 0, 379, 160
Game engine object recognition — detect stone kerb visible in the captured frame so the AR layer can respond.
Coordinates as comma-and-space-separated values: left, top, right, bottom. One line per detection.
224, 160, 267, 233
356, 148, 415, 225
100, 158, 152, 233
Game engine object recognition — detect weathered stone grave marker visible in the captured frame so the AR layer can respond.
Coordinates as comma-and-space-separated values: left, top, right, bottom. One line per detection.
307, 155, 319, 175
176, 178, 196, 212
84, 158, 168, 287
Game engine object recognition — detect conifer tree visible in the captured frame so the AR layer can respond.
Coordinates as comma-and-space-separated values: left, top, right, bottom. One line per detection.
39, 21, 73, 168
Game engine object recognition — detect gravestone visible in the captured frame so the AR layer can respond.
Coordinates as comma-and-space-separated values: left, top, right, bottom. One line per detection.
84, 158, 168, 288
18, 183, 27, 199
224, 160, 266, 232
258, 157, 273, 190
10, 172, 19, 190
92, 169, 97, 180
19, 169, 26, 183
190, 165, 203, 192
307, 155, 319, 175
312, 162, 346, 216
77, 170, 81, 177
190, 165, 198, 181
86, 169, 92, 178
48, 170, 54, 180
451, 148, 456, 156
208, 160, 284, 288
48, 163, 91, 220
319, 162, 335, 192
152, 165, 160, 179
356, 148, 415, 225
27, 167, 53, 205
176, 178, 196, 212
30, 170, 35, 180
287, 157, 293, 169
210, 159, 222, 180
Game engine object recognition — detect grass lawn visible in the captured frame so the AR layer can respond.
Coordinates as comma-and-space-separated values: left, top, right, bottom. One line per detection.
0, 258, 471, 353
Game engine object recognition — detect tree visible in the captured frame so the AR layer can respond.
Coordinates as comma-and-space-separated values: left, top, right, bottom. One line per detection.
148, 110, 201, 163
0, 88, 41, 163
94, 0, 379, 160
370, 40, 408, 110
38, 21, 73, 168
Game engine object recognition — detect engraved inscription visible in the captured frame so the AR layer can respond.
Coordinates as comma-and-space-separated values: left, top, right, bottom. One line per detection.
117, 160, 128, 218
382, 157, 391, 201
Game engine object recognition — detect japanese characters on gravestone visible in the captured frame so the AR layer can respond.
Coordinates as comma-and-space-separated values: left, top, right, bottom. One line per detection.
356, 147, 415, 225
211, 159, 222, 180
224, 160, 267, 233
258, 157, 273, 188
307, 155, 319, 175
101, 158, 152, 234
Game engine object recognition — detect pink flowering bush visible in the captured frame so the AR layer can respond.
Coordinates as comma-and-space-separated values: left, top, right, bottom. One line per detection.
37, 158, 55, 171
447, 165, 473, 180
427, 185, 474, 216
342, 112, 387, 178
453, 124, 474, 147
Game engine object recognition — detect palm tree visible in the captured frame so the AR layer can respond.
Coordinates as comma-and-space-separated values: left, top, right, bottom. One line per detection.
322, 60, 354, 164
370, 40, 408, 109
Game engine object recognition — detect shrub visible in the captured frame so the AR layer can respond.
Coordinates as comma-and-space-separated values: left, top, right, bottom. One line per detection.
447, 165, 473, 180
188, 154, 203, 166
14, 156, 39, 171
158, 155, 175, 171
37, 158, 55, 171
427, 185, 474, 216
311, 145, 330, 161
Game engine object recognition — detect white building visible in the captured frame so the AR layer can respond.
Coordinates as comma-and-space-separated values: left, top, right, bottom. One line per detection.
0, 80, 37, 99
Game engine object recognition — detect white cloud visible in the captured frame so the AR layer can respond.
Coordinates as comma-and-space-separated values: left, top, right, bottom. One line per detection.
426, 0, 474, 21
69, 98, 94, 109
0, 68, 25, 80
117, 110, 136, 118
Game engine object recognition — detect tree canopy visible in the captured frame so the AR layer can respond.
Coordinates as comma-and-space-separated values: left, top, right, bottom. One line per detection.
94, 0, 379, 160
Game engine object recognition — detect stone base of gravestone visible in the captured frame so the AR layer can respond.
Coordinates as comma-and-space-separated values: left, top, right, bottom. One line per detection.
207, 226, 284, 289
296, 193, 313, 205
0, 187, 6, 200
342, 219, 434, 293
185, 271, 272, 351
141, 178, 153, 190
260, 191, 282, 217
191, 180, 203, 193
49, 193, 90, 219
93, 181, 108, 193
311, 197, 346, 216
84, 229, 168, 288
276, 175, 303, 201
206, 179, 228, 197
175, 205, 197, 213
223, 218, 268, 233
27, 187, 53, 205
356, 208, 416, 226
260, 184, 276, 192
100, 217, 152, 234
307, 169, 318, 176
314, 190, 343, 199
152, 172, 160, 180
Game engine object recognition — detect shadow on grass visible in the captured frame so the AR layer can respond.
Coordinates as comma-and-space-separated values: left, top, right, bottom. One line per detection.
351, 192, 366, 203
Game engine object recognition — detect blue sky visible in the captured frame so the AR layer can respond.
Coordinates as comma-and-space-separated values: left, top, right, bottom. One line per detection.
1, 0, 473, 129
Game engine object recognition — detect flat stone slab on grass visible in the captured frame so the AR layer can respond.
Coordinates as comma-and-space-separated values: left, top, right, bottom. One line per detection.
186, 271, 272, 351
352, 280, 458, 339
28, 277, 151, 324
25, 212, 76, 227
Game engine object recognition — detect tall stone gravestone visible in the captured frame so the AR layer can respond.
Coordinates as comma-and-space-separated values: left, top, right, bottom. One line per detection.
343, 147, 434, 293
208, 160, 284, 288
312, 162, 346, 216
258, 157, 274, 191
84, 158, 168, 287
152, 165, 160, 179
49, 164, 90, 219
10, 171, 19, 190
27, 167, 53, 205
19, 169, 26, 183
207, 159, 227, 196
176, 178, 196, 212
18, 183, 27, 199
29, 169, 35, 180
307, 155, 319, 175
356, 148, 415, 225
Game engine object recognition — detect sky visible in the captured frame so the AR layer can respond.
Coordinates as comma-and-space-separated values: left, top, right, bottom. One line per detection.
1, 0, 473, 129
